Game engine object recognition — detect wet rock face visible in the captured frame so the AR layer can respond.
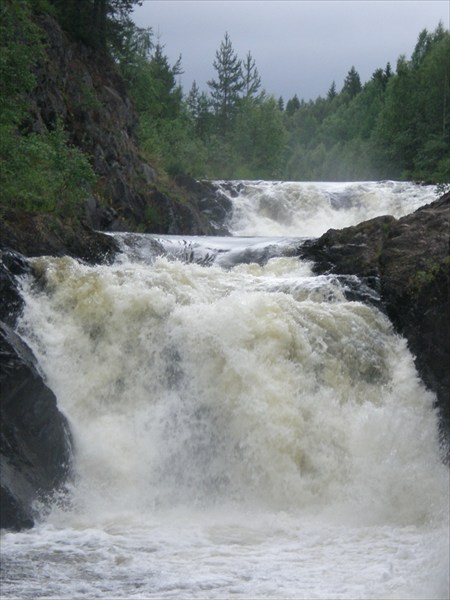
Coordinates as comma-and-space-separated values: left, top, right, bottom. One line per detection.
0, 251, 30, 327
27, 16, 229, 237
172, 176, 233, 235
300, 193, 450, 444
0, 252, 72, 530
30, 14, 146, 229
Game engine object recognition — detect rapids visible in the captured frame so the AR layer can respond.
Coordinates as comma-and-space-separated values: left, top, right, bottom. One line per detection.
1, 181, 448, 599
217, 180, 437, 237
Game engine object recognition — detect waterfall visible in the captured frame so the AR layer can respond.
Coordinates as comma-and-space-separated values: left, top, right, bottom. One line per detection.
2, 181, 448, 600
214, 180, 437, 236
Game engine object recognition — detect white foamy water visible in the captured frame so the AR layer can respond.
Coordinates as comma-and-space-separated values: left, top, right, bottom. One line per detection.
1, 181, 448, 599
218, 180, 437, 236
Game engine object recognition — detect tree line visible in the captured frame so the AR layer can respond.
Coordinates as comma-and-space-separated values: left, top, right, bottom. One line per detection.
114, 14, 448, 183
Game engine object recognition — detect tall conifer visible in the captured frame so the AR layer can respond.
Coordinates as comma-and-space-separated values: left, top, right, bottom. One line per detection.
207, 32, 244, 132
242, 51, 261, 99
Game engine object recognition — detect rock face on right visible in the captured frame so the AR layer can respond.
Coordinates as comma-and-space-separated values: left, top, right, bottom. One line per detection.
300, 192, 450, 443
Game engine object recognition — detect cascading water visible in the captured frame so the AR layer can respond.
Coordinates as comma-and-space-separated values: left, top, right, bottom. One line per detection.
217, 179, 438, 236
1, 181, 448, 599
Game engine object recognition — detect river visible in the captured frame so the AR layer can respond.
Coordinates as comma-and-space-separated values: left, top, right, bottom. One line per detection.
1, 181, 448, 599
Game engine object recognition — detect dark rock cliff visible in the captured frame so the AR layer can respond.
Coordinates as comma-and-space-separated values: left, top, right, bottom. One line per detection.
24, 14, 231, 238
300, 193, 450, 448
1, 252, 72, 530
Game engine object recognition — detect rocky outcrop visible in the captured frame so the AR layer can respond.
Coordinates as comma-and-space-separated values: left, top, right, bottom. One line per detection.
26, 15, 231, 237
0, 211, 118, 264
172, 175, 233, 235
300, 193, 450, 445
0, 251, 73, 530
28, 13, 158, 231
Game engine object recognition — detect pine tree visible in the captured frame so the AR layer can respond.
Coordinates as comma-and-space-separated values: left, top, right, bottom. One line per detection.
207, 32, 244, 133
242, 51, 261, 99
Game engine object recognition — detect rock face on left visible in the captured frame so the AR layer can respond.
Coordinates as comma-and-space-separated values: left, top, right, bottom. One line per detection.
25, 14, 232, 236
0, 252, 72, 530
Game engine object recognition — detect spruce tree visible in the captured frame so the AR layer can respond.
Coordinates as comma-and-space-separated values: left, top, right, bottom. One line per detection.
147, 42, 183, 119
285, 94, 300, 116
186, 81, 200, 117
207, 32, 244, 133
186, 82, 212, 138
342, 66, 362, 99
327, 81, 337, 100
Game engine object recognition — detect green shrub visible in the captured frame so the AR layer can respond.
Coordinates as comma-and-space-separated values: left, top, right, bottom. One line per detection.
0, 120, 96, 215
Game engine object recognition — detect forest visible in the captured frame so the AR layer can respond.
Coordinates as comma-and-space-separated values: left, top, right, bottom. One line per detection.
131, 23, 449, 183
1, 0, 449, 218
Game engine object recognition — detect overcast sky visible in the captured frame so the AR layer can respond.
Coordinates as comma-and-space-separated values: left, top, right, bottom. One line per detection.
131, 1, 449, 101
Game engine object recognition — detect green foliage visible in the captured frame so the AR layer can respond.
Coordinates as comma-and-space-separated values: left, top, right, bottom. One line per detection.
109, 17, 152, 75
77, 79, 102, 111
138, 110, 208, 177
1, 120, 96, 215
144, 204, 162, 227
48, 0, 143, 51
242, 51, 262, 99
25, 0, 56, 15
285, 94, 301, 116
232, 96, 287, 179
372, 26, 450, 182
408, 256, 450, 294
0, 0, 43, 124
120, 32, 197, 175
7, 0, 446, 205
342, 66, 362, 99
207, 32, 245, 133
0, 1, 96, 217
118, 25, 288, 180
283, 24, 449, 182
327, 81, 337, 101
186, 82, 213, 139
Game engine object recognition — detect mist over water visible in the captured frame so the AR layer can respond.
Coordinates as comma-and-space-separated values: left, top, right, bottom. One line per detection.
2, 181, 448, 599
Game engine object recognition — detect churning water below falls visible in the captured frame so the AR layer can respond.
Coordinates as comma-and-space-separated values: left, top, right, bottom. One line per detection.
2, 181, 449, 599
